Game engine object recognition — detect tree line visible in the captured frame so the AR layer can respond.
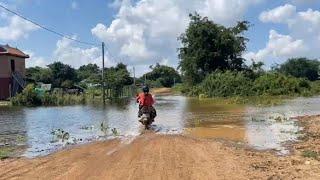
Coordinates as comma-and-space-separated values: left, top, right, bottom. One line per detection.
26, 62, 181, 90
176, 13, 320, 97
26, 12, 320, 98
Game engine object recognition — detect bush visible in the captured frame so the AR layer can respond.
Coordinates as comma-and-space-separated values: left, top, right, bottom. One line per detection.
200, 71, 253, 97
311, 81, 320, 94
11, 84, 87, 106
42, 92, 58, 105
178, 71, 316, 98
253, 73, 310, 96
11, 84, 42, 106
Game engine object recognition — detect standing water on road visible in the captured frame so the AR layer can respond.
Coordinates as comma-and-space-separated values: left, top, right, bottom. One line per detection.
1, 96, 320, 157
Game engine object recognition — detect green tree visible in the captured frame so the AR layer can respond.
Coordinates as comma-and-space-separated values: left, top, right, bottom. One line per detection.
77, 63, 101, 84
244, 61, 265, 80
104, 63, 133, 96
143, 63, 181, 87
26, 66, 53, 84
178, 13, 250, 85
48, 62, 77, 87
277, 58, 320, 81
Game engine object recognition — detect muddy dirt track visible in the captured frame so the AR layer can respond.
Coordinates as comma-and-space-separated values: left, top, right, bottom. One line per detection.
1, 116, 320, 180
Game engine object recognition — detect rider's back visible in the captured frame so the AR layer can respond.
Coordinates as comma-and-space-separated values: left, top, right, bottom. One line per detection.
137, 93, 154, 107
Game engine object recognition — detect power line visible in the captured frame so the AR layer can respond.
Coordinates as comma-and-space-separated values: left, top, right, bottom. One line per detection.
0, 4, 99, 46
0, 4, 120, 68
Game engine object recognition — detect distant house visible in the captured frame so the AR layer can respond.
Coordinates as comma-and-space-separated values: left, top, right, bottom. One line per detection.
0, 44, 29, 100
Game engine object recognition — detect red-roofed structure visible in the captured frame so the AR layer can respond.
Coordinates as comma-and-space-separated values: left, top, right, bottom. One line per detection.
0, 44, 29, 100
0, 45, 29, 58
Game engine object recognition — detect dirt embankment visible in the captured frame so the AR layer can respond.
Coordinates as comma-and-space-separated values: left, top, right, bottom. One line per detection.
0, 116, 320, 180
151, 88, 174, 96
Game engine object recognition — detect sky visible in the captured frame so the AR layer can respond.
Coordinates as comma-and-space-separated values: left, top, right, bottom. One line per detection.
0, 0, 319, 76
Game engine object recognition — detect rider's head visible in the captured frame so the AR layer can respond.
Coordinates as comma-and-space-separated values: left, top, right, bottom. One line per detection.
142, 86, 149, 94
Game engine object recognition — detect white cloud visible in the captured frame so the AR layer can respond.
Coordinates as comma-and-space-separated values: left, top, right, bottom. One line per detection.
259, 4, 296, 23
0, 15, 39, 41
288, 9, 320, 40
248, 5, 320, 66
25, 37, 112, 69
92, 0, 262, 75
71, 1, 78, 10
53, 36, 111, 68
201, 0, 262, 26
244, 30, 307, 63
24, 51, 48, 68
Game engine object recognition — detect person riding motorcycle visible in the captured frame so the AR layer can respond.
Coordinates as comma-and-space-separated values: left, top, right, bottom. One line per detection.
136, 86, 157, 121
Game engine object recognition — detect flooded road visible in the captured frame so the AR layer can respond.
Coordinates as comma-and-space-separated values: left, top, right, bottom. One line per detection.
1, 96, 320, 157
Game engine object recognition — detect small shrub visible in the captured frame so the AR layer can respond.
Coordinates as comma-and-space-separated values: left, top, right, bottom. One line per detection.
0, 147, 13, 160
253, 73, 311, 96
11, 84, 41, 106
311, 81, 320, 94
302, 150, 319, 159
11, 85, 87, 106
100, 122, 109, 136
200, 71, 253, 97
111, 128, 119, 136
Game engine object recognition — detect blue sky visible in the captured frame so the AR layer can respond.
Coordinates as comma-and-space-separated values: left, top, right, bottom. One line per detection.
0, 0, 319, 76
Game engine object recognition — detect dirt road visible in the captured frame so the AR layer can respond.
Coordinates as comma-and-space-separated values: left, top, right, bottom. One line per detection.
1, 116, 320, 180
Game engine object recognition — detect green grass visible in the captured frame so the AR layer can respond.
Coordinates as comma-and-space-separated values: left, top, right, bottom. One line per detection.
198, 95, 288, 106
302, 150, 319, 159
0, 147, 13, 160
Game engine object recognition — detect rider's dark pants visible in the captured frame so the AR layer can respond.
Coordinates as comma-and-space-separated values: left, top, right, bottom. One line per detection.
138, 105, 157, 119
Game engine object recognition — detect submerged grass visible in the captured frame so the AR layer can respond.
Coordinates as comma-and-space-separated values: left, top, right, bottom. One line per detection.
197, 95, 288, 106
0, 147, 13, 160
11, 84, 135, 107
302, 150, 319, 159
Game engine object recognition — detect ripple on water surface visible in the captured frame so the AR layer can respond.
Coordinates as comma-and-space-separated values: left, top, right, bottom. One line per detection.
1, 96, 320, 157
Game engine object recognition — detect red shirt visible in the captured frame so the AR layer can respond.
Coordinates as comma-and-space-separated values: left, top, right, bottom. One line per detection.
136, 93, 155, 106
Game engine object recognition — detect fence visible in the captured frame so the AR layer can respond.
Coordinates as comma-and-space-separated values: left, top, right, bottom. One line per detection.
105, 85, 137, 99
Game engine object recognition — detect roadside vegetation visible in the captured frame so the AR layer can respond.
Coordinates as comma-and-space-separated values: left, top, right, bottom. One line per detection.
11, 84, 86, 106
0, 147, 13, 160
12, 13, 320, 106
176, 13, 320, 100
12, 63, 135, 106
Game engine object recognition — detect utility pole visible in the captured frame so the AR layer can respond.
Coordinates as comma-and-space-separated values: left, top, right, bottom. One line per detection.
102, 42, 105, 105
174, 77, 176, 87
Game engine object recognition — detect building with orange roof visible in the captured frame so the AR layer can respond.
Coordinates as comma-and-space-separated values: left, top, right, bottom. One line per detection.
0, 44, 29, 100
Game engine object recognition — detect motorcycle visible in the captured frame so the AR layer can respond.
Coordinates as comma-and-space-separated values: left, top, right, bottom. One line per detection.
138, 106, 155, 130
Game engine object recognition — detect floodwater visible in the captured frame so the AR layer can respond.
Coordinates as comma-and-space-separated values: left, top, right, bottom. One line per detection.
1, 96, 320, 157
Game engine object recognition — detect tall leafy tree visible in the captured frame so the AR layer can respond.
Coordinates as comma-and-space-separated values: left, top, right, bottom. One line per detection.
178, 13, 250, 85
26, 66, 53, 84
77, 63, 101, 84
143, 63, 181, 87
277, 58, 320, 81
47, 62, 77, 87
104, 63, 133, 95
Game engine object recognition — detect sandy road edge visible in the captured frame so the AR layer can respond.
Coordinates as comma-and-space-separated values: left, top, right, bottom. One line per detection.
0, 115, 319, 180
